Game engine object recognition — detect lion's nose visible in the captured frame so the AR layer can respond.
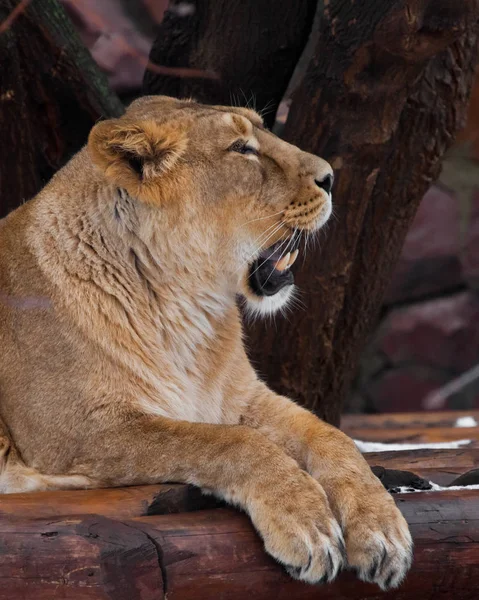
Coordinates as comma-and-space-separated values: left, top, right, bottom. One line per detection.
315, 173, 334, 195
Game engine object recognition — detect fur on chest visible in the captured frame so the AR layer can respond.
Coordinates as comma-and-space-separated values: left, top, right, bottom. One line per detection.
132, 296, 244, 425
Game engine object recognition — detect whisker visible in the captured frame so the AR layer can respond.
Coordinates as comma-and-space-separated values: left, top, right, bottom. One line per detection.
312, 229, 321, 253
237, 209, 285, 229
304, 229, 315, 262
231, 92, 240, 108
302, 230, 309, 263
290, 292, 306, 311
236, 221, 281, 261
329, 206, 339, 224
239, 88, 252, 110
247, 241, 287, 280
235, 222, 283, 274
258, 99, 276, 118
298, 230, 307, 267
248, 221, 284, 254
248, 221, 280, 247
251, 92, 257, 111
248, 227, 290, 279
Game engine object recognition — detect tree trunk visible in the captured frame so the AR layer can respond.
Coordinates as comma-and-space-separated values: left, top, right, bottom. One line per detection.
249, 0, 479, 425
143, 1, 479, 427
143, 0, 318, 128
0, 0, 123, 219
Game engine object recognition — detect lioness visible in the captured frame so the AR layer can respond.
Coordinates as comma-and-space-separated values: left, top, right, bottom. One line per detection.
0, 96, 411, 589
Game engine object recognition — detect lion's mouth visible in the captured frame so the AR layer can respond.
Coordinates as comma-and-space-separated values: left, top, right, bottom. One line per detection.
248, 233, 301, 297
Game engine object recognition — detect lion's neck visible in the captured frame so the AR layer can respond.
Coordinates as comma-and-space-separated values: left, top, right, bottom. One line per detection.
31, 184, 237, 383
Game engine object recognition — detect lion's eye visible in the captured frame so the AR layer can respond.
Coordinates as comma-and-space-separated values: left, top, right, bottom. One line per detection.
228, 140, 259, 156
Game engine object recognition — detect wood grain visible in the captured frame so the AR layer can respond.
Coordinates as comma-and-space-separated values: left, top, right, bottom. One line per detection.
0, 483, 218, 520
364, 448, 479, 486
143, 0, 318, 129
248, 0, 479, 424
2, 491, 479, 599
1, 485, 479, 597
0, 515, 163, 600
342, 410, 479, 430
345, 426, 479, 446
128, 492, 479, 599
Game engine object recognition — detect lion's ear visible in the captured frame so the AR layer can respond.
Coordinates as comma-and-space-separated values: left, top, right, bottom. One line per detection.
88, 118, 187, 198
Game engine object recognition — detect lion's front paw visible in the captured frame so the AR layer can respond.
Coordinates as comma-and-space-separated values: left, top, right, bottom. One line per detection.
249, 471, 346, 585
344, 489, 413, 590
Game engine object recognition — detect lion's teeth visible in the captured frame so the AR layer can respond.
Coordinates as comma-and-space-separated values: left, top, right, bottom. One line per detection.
275, 253, 291, 272
288, 249, 299, 266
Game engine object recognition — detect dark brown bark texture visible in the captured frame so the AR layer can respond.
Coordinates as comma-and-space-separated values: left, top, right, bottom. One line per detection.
0, 0, 123, 219
263, 0, 479, 425
143, 0, 318, 128
145, 0, 479, 426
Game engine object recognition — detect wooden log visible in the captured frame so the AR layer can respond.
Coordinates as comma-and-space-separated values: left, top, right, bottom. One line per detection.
342, 410, 479, 430
364, 448, 479, 486
343, 426, 479, 446
126, 490, 479, 599
0, 515, 163, 600
365, 448, 479, 471
2, 490, 479, 599
0, 483, 218, 520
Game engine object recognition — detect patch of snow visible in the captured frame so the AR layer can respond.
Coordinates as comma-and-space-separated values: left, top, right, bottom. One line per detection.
454, 416, 478, 428
355, 439, 472, 453
395, 482, 479, 494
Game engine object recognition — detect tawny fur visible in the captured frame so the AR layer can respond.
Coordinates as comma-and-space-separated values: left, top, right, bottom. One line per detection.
0, 96, 412, 589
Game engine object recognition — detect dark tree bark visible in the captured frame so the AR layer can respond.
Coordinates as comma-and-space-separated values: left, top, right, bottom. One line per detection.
0, 0, 123, 219
143, 0, 318, 128
145, 0, 479, 426
249, 0, 479, 425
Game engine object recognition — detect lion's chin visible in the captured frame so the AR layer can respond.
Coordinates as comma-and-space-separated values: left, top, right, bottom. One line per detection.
242, 284, 296, 319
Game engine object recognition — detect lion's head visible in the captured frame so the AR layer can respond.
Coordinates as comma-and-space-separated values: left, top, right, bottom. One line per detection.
88, 96, 333, 316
